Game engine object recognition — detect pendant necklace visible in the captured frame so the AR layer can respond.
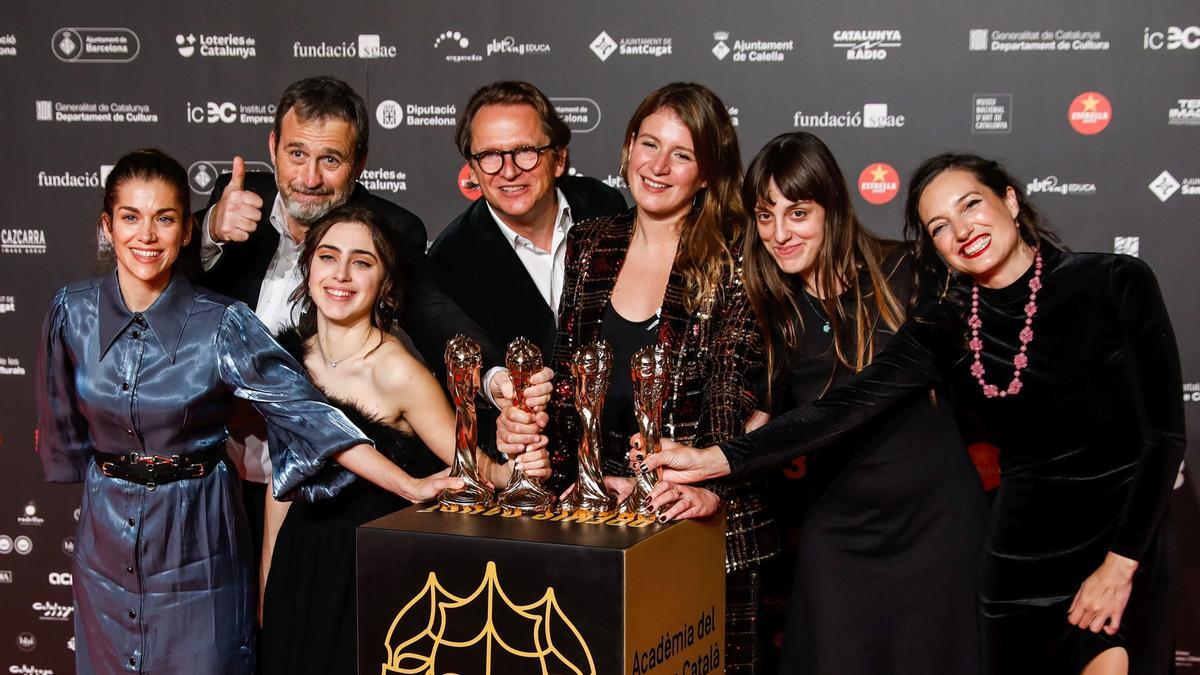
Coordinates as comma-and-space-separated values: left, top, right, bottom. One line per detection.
322, 327, 374, 368
802, 290, 832, 334
968, 252, 1042, 398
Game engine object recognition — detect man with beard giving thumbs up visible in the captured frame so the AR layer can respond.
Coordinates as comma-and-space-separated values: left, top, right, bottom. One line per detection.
190, 75, 494, 594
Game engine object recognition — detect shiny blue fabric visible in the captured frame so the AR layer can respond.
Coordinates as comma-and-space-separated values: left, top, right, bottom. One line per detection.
35, 271, 369, 675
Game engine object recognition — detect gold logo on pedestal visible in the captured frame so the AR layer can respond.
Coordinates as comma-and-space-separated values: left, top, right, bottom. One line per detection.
381, 561, 596, 675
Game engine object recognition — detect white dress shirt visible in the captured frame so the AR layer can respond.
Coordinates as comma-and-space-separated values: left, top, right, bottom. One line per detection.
481, 188, 573, 405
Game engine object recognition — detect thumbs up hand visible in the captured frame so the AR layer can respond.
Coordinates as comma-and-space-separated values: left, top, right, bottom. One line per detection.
208, 156, 264, 243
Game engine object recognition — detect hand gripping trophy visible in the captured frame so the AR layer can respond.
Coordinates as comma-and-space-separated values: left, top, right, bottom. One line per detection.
559, 341, 617, 514
496, 337, 557, 513
437, 335, 496, 508
620, 344, 670, 515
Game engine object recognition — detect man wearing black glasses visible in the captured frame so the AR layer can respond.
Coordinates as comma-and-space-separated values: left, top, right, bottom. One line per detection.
420, 81, 625, 447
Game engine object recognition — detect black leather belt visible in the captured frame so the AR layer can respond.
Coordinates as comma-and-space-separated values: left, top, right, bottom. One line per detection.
95, 445, 226, 490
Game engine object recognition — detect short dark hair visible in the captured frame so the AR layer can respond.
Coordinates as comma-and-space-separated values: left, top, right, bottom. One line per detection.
454, 81, 571, 158
290, 204, 406, 335
103, 148, 190, 218
274, 76, 369, 163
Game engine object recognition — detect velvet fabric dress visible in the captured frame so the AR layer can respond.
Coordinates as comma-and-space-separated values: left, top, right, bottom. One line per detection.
721, 247, 1184, 674
36, 272, 370, 675
769, 258, 985, 674
261, 328, 446, 675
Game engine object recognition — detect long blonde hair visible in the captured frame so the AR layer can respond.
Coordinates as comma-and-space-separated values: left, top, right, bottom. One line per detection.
620, 83, 746, 310
742, 133, 907, 390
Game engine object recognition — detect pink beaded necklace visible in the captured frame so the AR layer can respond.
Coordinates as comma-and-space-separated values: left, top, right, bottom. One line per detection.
968, 251, 1042, 398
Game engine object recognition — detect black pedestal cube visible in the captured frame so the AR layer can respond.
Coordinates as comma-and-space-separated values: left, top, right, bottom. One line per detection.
357, 504, 726, 675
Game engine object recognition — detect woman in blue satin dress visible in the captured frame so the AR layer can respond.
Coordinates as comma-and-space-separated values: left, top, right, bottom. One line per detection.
35, 149, 461, 675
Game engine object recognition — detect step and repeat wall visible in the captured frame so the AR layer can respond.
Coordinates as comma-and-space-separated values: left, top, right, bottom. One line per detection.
2, 0, 1198, 671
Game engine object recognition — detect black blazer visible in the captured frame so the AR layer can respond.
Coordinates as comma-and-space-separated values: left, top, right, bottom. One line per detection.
193, 171, 427, 309
422, 176, 625, 449
422, 176, 626, 362
188, 170, 495, 369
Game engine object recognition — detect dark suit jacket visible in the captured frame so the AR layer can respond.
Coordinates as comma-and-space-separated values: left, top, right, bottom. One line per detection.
188, 170, 493, 369
422, 176, 625, 447
193, 171, 427, 309
422, 176, 626, 362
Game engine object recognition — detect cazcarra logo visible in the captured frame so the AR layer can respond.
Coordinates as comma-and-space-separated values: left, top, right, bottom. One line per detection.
33, 601, 72, 621
48, 572, 72, 586
293, 34, 396, 59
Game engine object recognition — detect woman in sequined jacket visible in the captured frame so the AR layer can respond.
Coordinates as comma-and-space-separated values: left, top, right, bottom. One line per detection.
498, 82, 778, 675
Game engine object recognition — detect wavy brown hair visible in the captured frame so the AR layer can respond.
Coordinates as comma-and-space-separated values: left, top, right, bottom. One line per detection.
289, 205, 406, 345
742, 133, 907, 388
620, 82, 745, 311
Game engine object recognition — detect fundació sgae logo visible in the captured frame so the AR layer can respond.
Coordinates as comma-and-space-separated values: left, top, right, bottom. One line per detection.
1067, 91, 1111, 135
458, 164, 481, 201
382, 561, 594, 675
857, 163, 899, 205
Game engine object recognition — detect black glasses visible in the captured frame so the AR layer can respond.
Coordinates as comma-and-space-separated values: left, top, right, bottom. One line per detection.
470, 144, 555, 175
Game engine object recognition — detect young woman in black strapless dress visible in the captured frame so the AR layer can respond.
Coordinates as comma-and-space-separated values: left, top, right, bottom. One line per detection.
260, 205, 551, 675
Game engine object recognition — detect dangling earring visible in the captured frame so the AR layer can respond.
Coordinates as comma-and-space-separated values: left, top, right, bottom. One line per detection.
692, 188, 705, 211
939, 267, 952, 301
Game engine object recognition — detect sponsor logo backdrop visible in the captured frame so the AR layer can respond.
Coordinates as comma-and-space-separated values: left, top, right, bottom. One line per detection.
1, 1, 1198, 671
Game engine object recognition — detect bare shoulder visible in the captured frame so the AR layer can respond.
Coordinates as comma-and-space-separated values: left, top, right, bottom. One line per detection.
369, 334, 441, 400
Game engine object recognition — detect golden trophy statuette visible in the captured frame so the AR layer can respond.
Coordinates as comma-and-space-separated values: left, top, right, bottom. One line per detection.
437, 335, 495, 508
495, 337, 557, 513
560, 340, 617, 514
620, 345, 670, 515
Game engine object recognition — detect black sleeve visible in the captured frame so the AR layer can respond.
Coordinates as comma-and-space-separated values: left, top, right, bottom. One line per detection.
403, 267, 502, 376
1107, 257, 1187, 560
719, 302, 952, 475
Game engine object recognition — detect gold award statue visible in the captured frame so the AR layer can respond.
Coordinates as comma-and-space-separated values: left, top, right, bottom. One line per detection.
495, 337, 557, 513
437, 335, 495, 508
620, 344, 670, 515
560, 341, 617, 514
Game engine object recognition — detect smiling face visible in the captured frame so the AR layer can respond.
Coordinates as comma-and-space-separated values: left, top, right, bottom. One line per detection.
270, 109, 361, 226
918, 169, 1032, 288
625, 108, 706, 223
754, 180, 827, 286
307, 220, 385, 325
468, 103, 565, 231
102, 177, 191, 304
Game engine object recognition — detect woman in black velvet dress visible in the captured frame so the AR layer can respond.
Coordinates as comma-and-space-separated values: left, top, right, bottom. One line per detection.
741, 134, 985, 674
260, 205, 550, 675
642, 154, 1184, 675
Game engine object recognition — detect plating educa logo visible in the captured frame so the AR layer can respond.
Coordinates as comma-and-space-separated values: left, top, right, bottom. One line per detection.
381, 561, 595, 674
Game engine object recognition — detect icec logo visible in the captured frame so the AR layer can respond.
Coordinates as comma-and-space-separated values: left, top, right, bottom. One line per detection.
187, 101, 236, 124
1144, 26, 1200, 50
